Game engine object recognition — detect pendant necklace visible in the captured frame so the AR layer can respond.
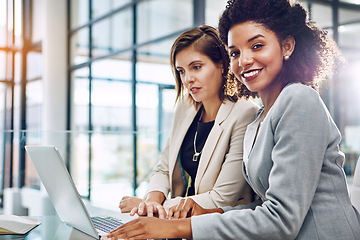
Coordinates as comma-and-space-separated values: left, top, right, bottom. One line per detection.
193, 109, 204, 162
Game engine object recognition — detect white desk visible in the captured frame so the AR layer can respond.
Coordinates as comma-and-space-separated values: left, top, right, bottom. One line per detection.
0, 211, 136, 240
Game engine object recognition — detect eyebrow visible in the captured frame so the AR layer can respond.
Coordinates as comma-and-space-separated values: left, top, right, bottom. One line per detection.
228, 34, 265, 49
176, 60, 202, 69
248, 34, 264, 42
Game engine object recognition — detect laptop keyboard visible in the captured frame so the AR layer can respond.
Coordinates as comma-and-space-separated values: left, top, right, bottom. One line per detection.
91, 216, 124, 233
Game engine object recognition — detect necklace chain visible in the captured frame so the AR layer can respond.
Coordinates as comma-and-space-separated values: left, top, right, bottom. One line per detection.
193, 109, 204, 162
193, 131, 202, 162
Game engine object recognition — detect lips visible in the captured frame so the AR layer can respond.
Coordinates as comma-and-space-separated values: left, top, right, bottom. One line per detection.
241, 69, 262, 81
190, 87, 200, 94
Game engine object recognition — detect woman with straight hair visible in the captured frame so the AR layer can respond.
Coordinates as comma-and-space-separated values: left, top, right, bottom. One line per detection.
119, 25, 258, 219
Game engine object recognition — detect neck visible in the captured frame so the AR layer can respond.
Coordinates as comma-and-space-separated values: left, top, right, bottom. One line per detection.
201, 98, 222, 122
258, 81, 283, 118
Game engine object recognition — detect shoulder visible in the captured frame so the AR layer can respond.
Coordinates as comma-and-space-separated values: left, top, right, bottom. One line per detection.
272, 83, 323, 115
270, 83, 330, 123
171, 98, 197, 126
221, 99, 259, 125
278, 83, 320, 105
232, 98, 260, 114
174, 97, 194, 113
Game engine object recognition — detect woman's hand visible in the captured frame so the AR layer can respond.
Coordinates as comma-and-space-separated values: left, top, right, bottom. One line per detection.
119, 196, 142, 213
102, 217, 192, 240
130, 200, 167, 219
168, 198, 224, 219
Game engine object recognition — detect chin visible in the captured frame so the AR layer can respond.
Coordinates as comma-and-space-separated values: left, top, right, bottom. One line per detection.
190, 95, 201, 103
242, 83, 256, 92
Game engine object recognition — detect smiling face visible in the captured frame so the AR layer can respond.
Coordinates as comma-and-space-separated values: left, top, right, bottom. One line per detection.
175, 45, 223, 105
228, 21, 291, 99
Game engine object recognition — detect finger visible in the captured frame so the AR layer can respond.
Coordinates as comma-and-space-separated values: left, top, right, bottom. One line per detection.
156, 205, 166, 219
167, 206, 176, 220
173, 199, 185, 219
147, 204, 154, 217
119, 197, 126, 208
192, 202, 206, 216
108, 219, 145, 239
130, 207, 138, 216
179, 200, 192, 218
191, 203, 197, 216
138, 201, 146, 215
108, 219, 138, 235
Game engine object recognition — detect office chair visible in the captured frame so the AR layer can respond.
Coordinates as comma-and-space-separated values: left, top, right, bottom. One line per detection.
351, 157, 360, 212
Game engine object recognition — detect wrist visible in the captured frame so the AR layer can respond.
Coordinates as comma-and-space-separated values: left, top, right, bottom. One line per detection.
210, 208, 224, 214
146, 191, 166, 204
170, 218, 192, 239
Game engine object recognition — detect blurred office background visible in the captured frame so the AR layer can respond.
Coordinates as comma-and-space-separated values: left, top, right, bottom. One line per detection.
0, 0, 359, 215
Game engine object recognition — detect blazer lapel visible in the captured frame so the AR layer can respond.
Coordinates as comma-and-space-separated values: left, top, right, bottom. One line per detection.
169, 104, 198, 179
243, 120, 258, 166
194, 100, 235, 193
243, 108, 263, 166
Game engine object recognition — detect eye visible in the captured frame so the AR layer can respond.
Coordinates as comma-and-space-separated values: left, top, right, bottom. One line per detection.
229, 51, 239, 58
177, 69, 185, 75
252, 43, 264, 50
193, 65, 201, 70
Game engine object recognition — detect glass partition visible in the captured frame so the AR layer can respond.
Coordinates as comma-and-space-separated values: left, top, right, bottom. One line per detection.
0, 52, 6, 80
205, 0, 228, 27
92, 0, 132, 19
340, 0, 360, 4
92, 9, 133, 59
137, 0, 193, 44
27, 52, 42, 80
31, 0, 43, 43
69, 27, 90, 66
0, 0, 6, 47
70, 0, 89, 29
26, 80, 42, 131
2, 128, 173, 210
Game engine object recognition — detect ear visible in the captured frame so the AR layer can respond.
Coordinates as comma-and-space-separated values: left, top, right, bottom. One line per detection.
282, 35, 295, 59
219, 63, 224, 74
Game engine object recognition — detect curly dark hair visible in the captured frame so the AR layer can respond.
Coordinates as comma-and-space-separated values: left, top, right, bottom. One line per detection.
170, 25, 255, 107
219, 0, 342, 91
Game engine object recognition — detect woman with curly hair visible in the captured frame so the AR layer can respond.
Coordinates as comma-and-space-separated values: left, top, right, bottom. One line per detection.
119, 25, 258, 219
104, 0, 360, 239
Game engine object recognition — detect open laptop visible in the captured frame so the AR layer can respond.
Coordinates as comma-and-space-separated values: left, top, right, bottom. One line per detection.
25, 145, 124, 239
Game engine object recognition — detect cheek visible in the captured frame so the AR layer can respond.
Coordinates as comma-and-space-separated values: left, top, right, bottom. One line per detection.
230, 61, 243, 82
210, 70, 224, 91
230, 58, 237, 69
261, 48, 284, 72
268, 57, 284, 77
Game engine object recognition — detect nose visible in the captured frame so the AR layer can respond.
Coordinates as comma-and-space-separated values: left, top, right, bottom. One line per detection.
239, 52, 253, 70
183, 72, 194, 85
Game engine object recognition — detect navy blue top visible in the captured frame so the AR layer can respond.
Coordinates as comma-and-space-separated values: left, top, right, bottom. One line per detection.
180, 107, 214, 196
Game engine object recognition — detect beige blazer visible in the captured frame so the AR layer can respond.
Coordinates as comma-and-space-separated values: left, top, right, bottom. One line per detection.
146, 98, 259, 209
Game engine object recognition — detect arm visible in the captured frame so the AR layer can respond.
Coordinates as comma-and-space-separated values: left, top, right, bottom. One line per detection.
104, 217, 193, 240
221, 198, 263, 212
191, 86, 331, 239
168, 198, 224, 219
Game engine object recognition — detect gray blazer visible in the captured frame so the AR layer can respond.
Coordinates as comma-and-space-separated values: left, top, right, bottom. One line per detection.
146, 98, 259, 210
191, 83, 360, 239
